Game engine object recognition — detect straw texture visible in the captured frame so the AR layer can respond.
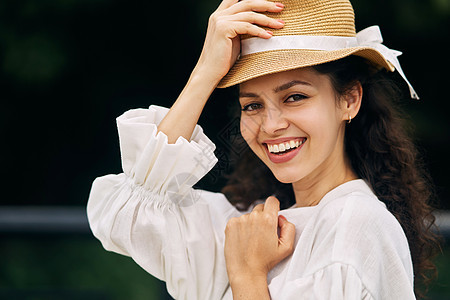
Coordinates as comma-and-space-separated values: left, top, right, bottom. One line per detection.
218, 0, 394, 88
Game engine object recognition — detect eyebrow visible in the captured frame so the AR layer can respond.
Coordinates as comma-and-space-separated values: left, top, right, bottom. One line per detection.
239, 92, 259, 98
273, 80, 312, 93
239, 80, 312, 98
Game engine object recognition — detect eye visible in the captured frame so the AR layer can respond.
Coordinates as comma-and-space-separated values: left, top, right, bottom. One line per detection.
242, 103, 263, 112
285, 94, 307, 103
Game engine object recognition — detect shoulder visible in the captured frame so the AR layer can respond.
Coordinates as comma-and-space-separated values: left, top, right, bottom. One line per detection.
299, 180, 414, 297
317, 180, 402, 236
311, 180, 413, 291
297, 181, 410, 263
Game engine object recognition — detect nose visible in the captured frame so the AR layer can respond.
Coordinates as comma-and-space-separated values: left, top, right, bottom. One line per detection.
261, 107, 289, 135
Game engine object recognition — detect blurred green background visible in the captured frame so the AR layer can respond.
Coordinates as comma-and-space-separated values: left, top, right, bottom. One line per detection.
0, 0, 449, 299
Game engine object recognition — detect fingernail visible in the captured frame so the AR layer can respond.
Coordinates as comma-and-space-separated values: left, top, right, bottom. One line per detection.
266, 30, 273, 36
275, 3, 285, 8
277, 19, 285, 25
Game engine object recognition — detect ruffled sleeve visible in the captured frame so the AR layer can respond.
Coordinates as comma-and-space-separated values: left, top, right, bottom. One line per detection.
87, 105, 239, 300
117, 105, 218, 194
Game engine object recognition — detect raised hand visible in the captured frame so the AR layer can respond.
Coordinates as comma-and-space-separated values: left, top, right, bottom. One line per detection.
158, 0, 284, 144
224, 196, 296, 299
195, 0, 285, 85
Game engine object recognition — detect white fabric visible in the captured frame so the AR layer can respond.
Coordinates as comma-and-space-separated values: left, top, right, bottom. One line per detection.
241, 25, 419, 100
87, 105, 416, 300
242, 35, 358, 55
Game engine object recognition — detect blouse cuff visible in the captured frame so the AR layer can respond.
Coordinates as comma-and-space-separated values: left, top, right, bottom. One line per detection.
116, 105, 218, 195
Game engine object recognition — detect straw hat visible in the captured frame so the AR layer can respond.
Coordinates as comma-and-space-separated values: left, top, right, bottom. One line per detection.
218, 0, 418, 99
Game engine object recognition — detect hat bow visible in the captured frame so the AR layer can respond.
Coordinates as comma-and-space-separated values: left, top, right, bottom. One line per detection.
356, 26, 418, 99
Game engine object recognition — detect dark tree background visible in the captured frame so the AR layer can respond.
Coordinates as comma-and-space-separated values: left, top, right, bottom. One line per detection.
1, 1, 449, 299
0, 0, 449, 208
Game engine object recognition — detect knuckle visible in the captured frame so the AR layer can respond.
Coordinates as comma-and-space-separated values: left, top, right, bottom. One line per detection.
209, 12, 219, 23
254, 203, 264, 210
241, 213, 250, 221
286, 244, 295, 254
226, 217, 238, 229
249, 210, 260, 218
267, 17, 277, 26
243, 22, 253, 31
258, 30, 267, 38
240, 1, 251, 10
245, 11, 262, 23
289, 242, 295, 251
263, 213, 273, 223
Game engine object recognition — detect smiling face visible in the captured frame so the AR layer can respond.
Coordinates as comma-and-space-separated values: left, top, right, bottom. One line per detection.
239, 67, 360, 191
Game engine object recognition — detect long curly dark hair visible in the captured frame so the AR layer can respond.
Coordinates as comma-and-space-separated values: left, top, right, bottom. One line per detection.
221, 56, 440, 298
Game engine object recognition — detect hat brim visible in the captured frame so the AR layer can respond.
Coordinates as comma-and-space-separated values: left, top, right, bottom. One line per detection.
217, 47, 395, 88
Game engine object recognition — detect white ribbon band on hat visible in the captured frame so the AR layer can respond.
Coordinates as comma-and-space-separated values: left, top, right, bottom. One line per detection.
241, 26, 419, 99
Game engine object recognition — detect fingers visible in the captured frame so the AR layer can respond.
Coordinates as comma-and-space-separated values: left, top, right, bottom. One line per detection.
217, 0, 283, 15
220, 1, 284, 29
264, 196, 280, 216
224, 0, 284, 14
212, 0, 285, 40
252, 197, 279, 216
278, 215, 296, 256
252, 203, 264, 212
227, 21, 272, 39
217, 0, 239, 11
231, 11, 285, 28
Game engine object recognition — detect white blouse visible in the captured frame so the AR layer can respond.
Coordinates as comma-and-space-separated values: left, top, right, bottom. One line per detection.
87, 105, 415, 300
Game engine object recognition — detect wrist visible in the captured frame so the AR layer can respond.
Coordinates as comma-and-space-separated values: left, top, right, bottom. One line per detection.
229, 272, 270, 300
190, 60, 224, 88
229, 271, 268, 288
177, 66, 218, 108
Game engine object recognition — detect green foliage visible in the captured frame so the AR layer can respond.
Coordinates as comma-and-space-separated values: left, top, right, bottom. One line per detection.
429, 244, 450, 297
1, 236, 450, 299
0, 236, 171, 300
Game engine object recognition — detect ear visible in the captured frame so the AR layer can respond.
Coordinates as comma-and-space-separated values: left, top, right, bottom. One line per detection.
341, 81, 362, 122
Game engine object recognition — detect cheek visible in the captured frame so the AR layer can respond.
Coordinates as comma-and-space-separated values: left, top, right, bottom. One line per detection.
306, 105, 343, 150
240, 116, 259, 144
289, 104, 340, 149
285, 107, 321, 136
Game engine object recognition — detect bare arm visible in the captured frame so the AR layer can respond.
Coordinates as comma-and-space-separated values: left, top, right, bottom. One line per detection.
157, 0, 285, 143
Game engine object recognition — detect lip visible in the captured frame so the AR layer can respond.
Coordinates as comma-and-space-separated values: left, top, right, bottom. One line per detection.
263, 137, 306, 164
262, 137, 303, 144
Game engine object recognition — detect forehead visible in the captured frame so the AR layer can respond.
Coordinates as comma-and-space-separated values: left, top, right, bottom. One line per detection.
239, 67, 327, 91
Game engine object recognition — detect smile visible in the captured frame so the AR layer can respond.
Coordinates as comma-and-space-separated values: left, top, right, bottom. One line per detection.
266, 139, 305, 154
263, 138, 307, 164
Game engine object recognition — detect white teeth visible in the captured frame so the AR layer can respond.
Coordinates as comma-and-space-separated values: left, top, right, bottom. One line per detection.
267, 139, 305, 154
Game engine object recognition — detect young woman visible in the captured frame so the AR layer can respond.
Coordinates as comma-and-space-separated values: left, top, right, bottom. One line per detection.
87, 0, 439, 299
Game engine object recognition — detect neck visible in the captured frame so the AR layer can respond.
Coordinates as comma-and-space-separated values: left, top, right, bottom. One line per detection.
291, 151, 358, 208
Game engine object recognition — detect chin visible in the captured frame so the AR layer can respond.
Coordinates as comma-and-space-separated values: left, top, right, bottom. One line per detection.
270, 169, 303, 184
257, 155, 306, 184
